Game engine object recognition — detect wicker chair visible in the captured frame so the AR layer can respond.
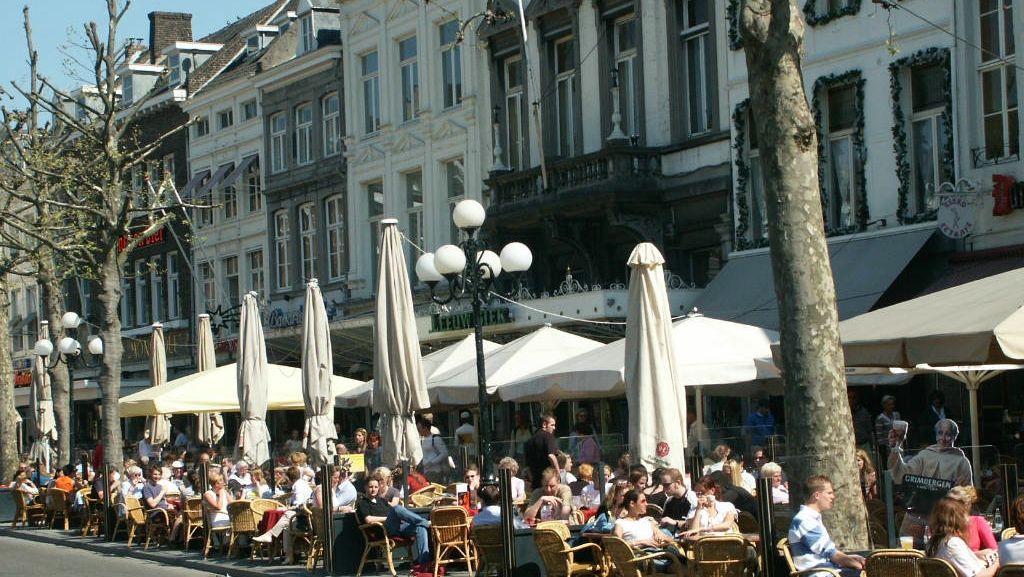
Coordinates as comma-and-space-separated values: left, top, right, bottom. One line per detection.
603, 535, 684, 577
1004, 527, 1019, 540
472, 524, 505, 577
737, 510, 759, 534
537, 520, 572, 538
356, 520, 416, 577
45, 487, 71, 530
275, 492, 294, 506
645, 504, 664, 518
202, 500, 231, 559
12, 488, 46, 527
124, 497, 148, 547
410, 485, 441, 508
306, 507, 326, 571
182, 497, 206, 552
430, 506, 477, 577
777, 538, 841, 576
916, 557, 957, 576
80, 493, 104, 536
863, 548, 923, 577
535, 527, 604, 577
144, 508, 173, 550
227, 500, 262, 558
996, 565, 1024, 576
285, 505, 317, 565
691, 534, 752, 577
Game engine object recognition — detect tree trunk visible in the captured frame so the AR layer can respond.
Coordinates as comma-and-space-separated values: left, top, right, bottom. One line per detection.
741, 0, 868, 548
38, 258, 70, 466
96, 250, 124, 468
0, 279, 20, 481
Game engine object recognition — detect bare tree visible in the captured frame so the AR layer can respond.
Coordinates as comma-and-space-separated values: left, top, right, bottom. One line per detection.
741, 0, 868, 547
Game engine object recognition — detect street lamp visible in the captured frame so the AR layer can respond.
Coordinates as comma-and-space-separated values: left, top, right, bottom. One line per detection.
415, 199, 532, 476
34, 312, 103, 459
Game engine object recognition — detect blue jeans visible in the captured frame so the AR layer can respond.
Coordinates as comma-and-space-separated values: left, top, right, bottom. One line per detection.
385, 505, 431, 564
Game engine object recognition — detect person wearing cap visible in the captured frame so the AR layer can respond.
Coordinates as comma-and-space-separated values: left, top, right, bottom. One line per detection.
455, 410, 477, 461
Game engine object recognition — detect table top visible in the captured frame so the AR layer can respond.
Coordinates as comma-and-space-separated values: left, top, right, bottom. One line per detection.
677, 532, 761, 545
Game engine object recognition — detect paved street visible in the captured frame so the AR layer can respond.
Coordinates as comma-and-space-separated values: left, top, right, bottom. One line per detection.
0, 534, 221, 576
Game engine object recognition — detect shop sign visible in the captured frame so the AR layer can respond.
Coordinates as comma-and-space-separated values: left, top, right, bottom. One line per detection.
117, 228, 165, 253
430, 306, 512, 333
14, 371, 31, 387
992, 174, 1024, 216
122, 327, 191, 363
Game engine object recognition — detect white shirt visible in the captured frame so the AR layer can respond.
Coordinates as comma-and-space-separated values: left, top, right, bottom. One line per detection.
937, 536, 983, 577
291, 478, 313, 507
333, 479, 357, 508
695, 501, 737, 530
510, 477, 526, 501
999, 534, 1024, 565
455, 423, 477, 456
615, 517, 656, 542
739, 470, 756, 493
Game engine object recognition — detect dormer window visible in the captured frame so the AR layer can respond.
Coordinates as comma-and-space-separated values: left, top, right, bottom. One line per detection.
245, 26, 279, 55
299, 14, 315, 54
122, 75, 133, 105
167, 53, 192, 86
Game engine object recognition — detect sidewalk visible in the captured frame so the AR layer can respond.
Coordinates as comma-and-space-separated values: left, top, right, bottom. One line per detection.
0, 525, 326, 577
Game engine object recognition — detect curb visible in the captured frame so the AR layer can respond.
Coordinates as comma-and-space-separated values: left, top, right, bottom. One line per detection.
0, 527, 315, 577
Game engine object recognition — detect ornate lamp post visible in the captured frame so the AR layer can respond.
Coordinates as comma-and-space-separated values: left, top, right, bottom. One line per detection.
415, 199, 532, 475
34, 311, 104, 457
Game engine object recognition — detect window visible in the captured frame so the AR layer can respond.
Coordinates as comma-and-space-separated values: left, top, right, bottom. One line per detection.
270, 112, 287, 173
167, 252, 181, 320
136, 259, 151, 324
220, 163, 237, 220
504, 56, 526, 169
399, 36, 420, 122
613, 17, 641, 139
367, 181, 384, 282
680, 0, 713, 135
979, 0, 1018, 161
223, 255, 240, 308
9, 288, 20, 351
246, 160, 262, 212
824, 83, 857, 229
194, 116, 210, 138
123, 75, 134, 105
299, 203, 317, 281
362, 51, 381, 134
217, 108, 233, 130
198, 175, 214, 227
405, 171, 423, 275
300, 14, 315, 54
444, 158, 465, 243
909, 63, 951, 214
169, 54, 181, 85
323, 93, 341, 157
151, 256, 166, 322
296, 103, 313, 166
247, 249, 265, 299
440, 21, 463, 109
241, 99, 258, 121
325, 195, 346, 280
77, 279, 92, 324
121, 274, 135, 328
162, 154, 175, 186
746, 109, 767, 242
274, 210, 291, 290
553, 36, 576, 156
199, 261, 216, 313
24, 286, 37, 348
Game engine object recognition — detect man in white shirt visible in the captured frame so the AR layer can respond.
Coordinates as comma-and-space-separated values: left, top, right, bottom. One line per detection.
417, 417, 450, 483
253, 467, 313, 564
229, 461, 255, 495
138, 431, 154, 465
454, 411, 477, 461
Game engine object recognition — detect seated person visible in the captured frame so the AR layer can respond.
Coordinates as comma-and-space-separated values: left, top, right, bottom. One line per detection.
498, 457, 526, 502
473, 484, 503, 526
253, 466, 314, 564
120, 466, 145, 502
928, 496, 998, 577
13, 471, 39, 496
646, 468, 672, 508
228, 460, 255, 495
524, 467, 573, 523
407, 466, 430, 494
584, 481, 631, 534
202, 471, 232, 529
355, 473, 431, 567
569, 464, 600, 506
761, 462, 789, 505
614, 490, 675, 549
314, 465, 357, 513
464, 464, 481, 508
709, 470, 759, 517
657, 468, 696, 533
947, 485, 997, 555
143, 466, 183, 540
681, 476, 737, 536
788, 475, 865, 577
999, 496, 1024, 565
53, 465, 76, 494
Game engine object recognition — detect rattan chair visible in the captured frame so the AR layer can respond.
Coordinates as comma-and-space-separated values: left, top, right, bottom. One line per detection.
12, 488, 46, 527
355, 520, 415, 577
144, 507, 173, 550
410, 485, 441, 507
306, 507, 326, 571
202, 499, 231, 559
691, 534, 752, 577
535, 527, 604, 577
284, 505, 316, 565
182, 497, 206, 552
227, 500, 261, 558
536, 520, 572, 538
1004, 527, 1019, 540
603, 535, 684, 577
645, 504, 664, 518
916, 557, 957, 577
472, 524, 505, 577
996, 565, 1024, 576
864, 548, 923, 577
430, 506, 477, 577
45, 487, 71, 530
275, 492, 294, 506
737, 510, 759, 534
777, 538, 841, 576
80, 493, 104, 536
123, 497, 148, 547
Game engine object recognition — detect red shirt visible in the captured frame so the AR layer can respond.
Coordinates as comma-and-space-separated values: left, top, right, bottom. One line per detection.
407, 472, 429, 493
967, 515, 998, 551
54, 475, 75, 494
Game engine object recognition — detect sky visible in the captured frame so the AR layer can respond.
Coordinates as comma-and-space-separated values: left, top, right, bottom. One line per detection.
0, 1, 264, 106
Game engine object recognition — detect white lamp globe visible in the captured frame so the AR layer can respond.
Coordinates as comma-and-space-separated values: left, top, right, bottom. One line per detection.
87, 337, 104, 356
415, 253, 444, 283
34, 339, 54, 356
452, 199, 486, 230
58, 337, 81, 355
500, 242, 533, 272
61, 311, 82, 329
434, 244, 467, 275
476, 250, 502, 279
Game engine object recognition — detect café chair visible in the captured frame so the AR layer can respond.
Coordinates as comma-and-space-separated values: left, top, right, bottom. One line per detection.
691, 534, 752, 577
569, 509, 586, 525
645, 504, 664, 518
1003, 527, 1019, 540
411, 485, 441, 508
144, 508, 173, 550
536, 527, 604, 577
603, 535, 684, 577
916, 557, 957, 577
863, 549, 923, 577
356, 520, 415, 577
737, 511, 759, 534
12, 488, 46, 527
305, 507, 327, 571
202, 502, 231, 559
284, 505, 316, 565
80, 493, 104, 536
996, 565, 1024, 576
227, 500, 261, 558
472, 525, 504, 577
536, 521, 572, 538
123, 497, 148, 547
777, 538, 841, 576
45, 487, 71, 530
430, 506, 477, 577
181, 497, 206, 552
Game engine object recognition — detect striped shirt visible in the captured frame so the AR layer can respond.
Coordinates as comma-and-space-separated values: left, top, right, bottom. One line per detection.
789, 505, 840, 571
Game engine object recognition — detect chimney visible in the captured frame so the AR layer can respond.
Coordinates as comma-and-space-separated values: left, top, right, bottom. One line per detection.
122, 38, 145, 64
148, 12, 193, 64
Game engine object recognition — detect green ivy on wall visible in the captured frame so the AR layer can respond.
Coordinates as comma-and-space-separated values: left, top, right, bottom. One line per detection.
803, 0, 862, 27
888, 47, 952, 224
728, 0, 743, 51
732, 99, 769, 251
812, 70, 868, 236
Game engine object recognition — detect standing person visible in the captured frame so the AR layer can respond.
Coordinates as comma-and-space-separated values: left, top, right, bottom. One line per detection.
365, 432, 383, 471
284, 430, 304, 454
512, 411, 533, 460
922, 390, 953, 442
687, 407, 711, 458
173, 427, 190, 451
138, 430, 155, 465
524, 413, 560, 490
875, 395, 900, 463
927, 497, 999, 577
417, 417, 451, 483
788, 475, 866, 577
743, 399, 775, 450
570, 423, 601, 465
454, 411, 477, 463
848, 391, 873, 449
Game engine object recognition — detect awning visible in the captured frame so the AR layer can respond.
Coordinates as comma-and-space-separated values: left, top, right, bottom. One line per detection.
180, 169, 211, 199
195, 162, 234, 198
693, 225, 936, 330
221, 155, 258, 188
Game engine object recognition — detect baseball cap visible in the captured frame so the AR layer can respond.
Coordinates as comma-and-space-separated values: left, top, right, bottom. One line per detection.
171, 461, 184, 469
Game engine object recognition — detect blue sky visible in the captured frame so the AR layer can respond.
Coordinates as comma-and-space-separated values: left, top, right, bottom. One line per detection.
0, 1, 260, 106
